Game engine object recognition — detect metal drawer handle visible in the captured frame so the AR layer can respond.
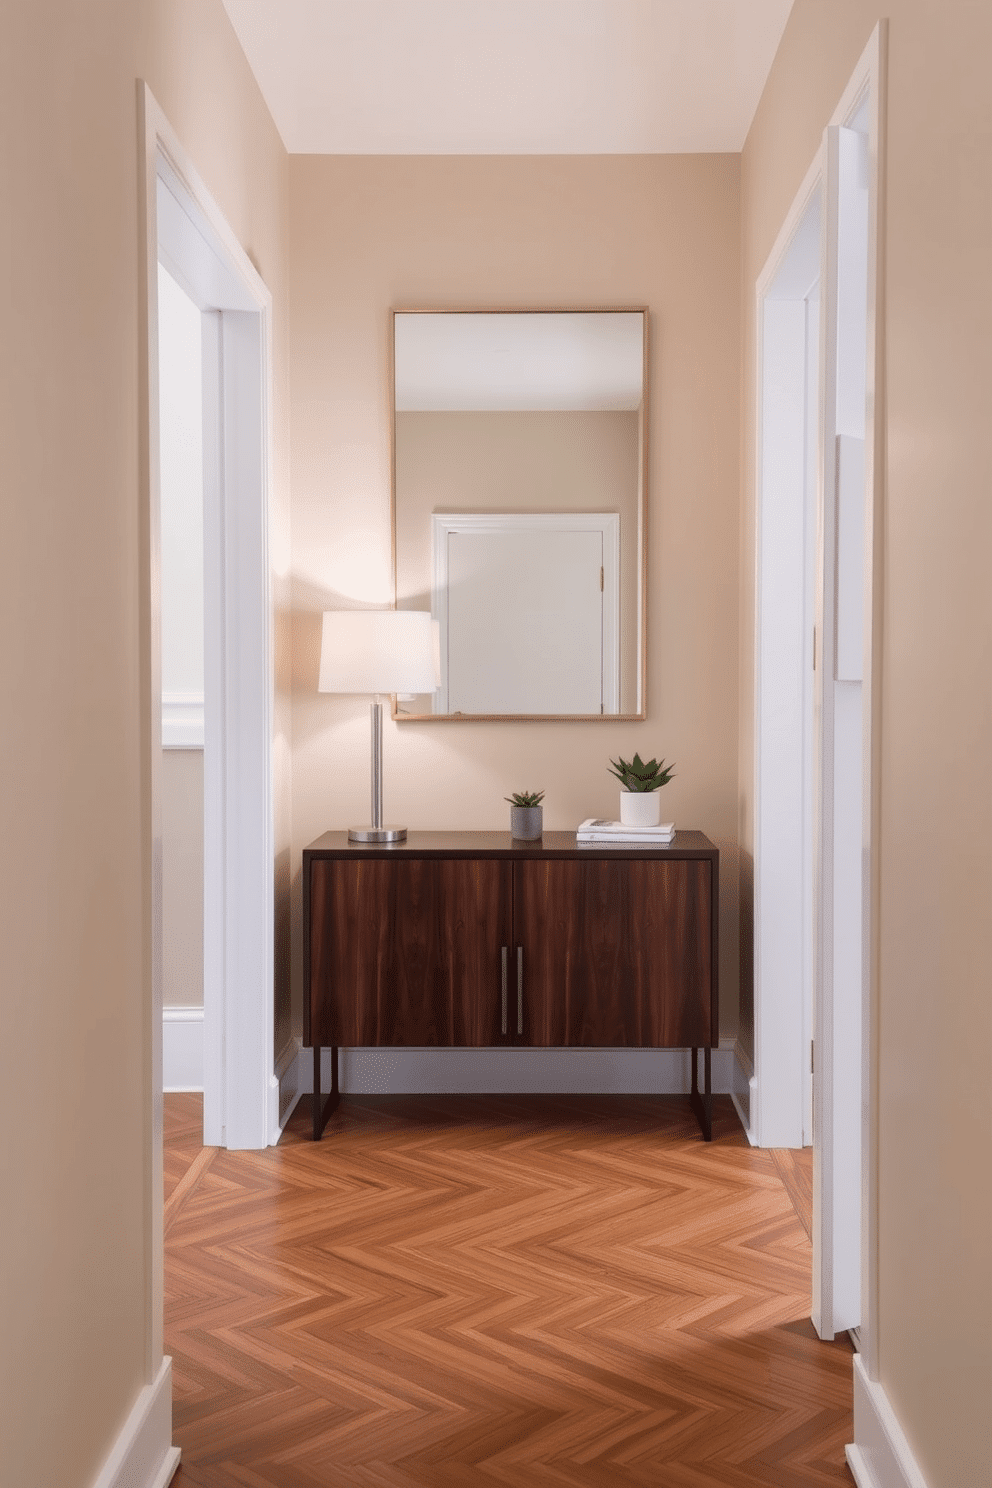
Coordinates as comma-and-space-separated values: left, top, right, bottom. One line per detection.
501, 946, 508, 1035
517, 946, 523, 1035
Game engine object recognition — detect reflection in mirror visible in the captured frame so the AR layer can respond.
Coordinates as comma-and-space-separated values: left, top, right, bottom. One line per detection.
393, 310, 647, 719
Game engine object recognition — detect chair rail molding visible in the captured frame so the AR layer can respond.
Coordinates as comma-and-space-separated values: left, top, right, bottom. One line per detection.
162, 690, 204, 748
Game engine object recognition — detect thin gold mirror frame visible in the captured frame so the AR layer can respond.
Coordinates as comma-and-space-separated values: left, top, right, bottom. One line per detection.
390, 306, 649, 723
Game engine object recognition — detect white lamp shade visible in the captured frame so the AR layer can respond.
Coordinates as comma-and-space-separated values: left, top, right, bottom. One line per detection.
318, 610, 437, 695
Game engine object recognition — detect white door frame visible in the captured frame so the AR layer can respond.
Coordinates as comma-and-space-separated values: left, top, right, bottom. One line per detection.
811, 28, 886, 1354
754, 155, 823, 1152
139, 75, 275, 1199
753, 24, 885, 1364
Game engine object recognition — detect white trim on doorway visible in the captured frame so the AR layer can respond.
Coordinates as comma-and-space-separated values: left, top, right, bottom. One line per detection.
752, 13, 889, 1459
753, 146, 823, 1153
752, 8, 885, 1360
140, 80, 276, 1211
811, 23, 886, 1357
845, 19, 887, 1390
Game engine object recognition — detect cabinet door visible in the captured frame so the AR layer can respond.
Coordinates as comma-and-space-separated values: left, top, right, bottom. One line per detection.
309, 857, 511, 1046
513, 858, 713, 1048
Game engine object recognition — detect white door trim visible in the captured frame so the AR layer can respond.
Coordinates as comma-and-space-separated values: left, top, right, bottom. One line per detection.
139, 80, 275, 1305
811, 26, 886, 1352
752, 19, 885, 1377
753, 150, 823, 1152
852, 20, 887, 1389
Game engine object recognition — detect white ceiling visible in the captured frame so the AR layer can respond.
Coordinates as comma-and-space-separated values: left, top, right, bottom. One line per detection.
221, 0, 795, 155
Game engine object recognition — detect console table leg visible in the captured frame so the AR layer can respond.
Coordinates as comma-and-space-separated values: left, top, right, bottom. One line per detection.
689, 1046, 713, 1142
311, 1044, 340, 1141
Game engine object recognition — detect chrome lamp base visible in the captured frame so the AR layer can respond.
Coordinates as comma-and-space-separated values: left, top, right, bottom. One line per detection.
348, 825, 407, 844
349, 699, 407, 845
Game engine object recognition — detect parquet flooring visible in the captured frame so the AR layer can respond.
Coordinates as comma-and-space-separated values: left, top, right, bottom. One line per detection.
770, 1148, 814, 1244
165, 1092, 852, 1486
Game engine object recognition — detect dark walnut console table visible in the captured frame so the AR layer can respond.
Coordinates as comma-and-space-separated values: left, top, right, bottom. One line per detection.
303, 830, 719, 1140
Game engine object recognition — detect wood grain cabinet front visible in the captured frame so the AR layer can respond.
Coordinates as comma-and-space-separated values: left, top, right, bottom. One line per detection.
512, 858, 712, 1049
308, 856, 511, 1047
303, 831, 718, 1140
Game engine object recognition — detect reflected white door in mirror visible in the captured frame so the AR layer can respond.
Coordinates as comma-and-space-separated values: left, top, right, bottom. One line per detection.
431, 512, 619, 716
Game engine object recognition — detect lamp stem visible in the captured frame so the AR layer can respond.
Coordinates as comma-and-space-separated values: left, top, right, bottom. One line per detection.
348, 695, 404, 842
370, 697, 383, 829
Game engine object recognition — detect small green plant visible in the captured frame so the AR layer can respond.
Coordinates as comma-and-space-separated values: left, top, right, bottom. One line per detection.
504, 789, 545, 808
608, 753, 675, 793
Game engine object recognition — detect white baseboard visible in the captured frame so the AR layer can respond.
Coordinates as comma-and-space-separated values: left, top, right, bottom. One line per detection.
90, 1356, 180, 1488
270, 1036, 303, 1144
285, 1038, 737, 1100
731, 1039, 758, 1144
176, 1024, 740, 1131
162, 1006, 203, 1092
242, 1032, 745, 1145
846, 1355, 932, 1488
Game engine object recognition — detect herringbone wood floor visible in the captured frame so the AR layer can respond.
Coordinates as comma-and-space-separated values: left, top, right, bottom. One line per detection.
165, 1092, 852, 1486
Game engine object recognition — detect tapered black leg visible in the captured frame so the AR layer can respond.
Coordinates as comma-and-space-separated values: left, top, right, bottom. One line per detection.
311, 1044, 340, 1140
689, 1046, 713, 1141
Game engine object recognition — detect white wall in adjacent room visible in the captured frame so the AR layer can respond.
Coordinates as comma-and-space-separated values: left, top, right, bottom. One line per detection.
158, 261, 204, 701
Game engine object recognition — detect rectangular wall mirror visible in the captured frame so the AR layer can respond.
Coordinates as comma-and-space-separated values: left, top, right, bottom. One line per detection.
392, 308, 648, 720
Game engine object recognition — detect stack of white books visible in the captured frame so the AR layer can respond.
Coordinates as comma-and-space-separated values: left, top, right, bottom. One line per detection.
576, 817, 676, 845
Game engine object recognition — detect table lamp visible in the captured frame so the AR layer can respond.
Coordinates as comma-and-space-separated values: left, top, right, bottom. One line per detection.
318, 610, 436, 842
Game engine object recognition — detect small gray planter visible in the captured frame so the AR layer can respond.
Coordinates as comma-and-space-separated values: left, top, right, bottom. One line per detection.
510, 805, 543, 840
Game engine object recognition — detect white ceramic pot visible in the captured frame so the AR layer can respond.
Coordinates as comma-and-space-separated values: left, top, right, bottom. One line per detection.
619, 791, 661, 827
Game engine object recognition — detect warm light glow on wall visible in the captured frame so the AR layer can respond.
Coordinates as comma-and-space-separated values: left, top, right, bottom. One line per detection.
295, 538, 392, 608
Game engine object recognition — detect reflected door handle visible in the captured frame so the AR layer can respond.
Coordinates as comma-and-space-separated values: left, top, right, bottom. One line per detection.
517, 946, 523, 1035
501, 946, 508, 1035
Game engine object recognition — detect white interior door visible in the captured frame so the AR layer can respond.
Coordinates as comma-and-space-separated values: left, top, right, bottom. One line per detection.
449, 529, 601, 713
812, 122, 870, 1339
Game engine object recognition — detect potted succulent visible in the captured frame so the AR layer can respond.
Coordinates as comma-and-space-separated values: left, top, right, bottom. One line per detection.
608, 753, 675, 827
505, 789, 545, 840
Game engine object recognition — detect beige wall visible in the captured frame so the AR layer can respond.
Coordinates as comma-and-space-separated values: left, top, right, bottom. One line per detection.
0, 3, 289, 1485
740, 4, 992, 1484
395, 409, 641, 712
162, 751, 204, 1007
289, 153, 742, 1039
12, 4, 986, 1481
